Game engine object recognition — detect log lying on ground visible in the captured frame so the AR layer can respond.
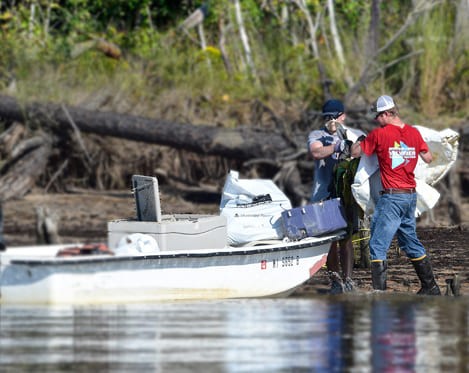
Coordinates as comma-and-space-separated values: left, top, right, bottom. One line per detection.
1, 95, 466, 162
0, 94, 299, 161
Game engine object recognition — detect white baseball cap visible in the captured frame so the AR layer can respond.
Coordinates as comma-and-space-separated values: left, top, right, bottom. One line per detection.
373, 95, 395, 113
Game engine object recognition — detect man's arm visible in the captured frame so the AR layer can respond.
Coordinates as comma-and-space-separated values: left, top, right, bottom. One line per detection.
350, 141, 363, 158
419, 150, 432, 164
309, 141, 336, 160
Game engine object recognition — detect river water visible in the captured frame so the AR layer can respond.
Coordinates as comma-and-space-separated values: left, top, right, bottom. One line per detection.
1, 294, 468, 372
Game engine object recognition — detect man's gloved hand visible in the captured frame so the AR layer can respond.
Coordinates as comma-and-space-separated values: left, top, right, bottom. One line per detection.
336, 123, 347, 141
334, 139, 351, 153
357, 135, 366, 142
335, 139, 353, 159
325, 119, 338, 133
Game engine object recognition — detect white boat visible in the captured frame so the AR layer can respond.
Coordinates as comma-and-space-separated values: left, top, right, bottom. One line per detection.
0, 176, 345, 305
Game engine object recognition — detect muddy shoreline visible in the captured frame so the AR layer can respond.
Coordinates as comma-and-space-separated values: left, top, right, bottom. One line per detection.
3, 191, 468, 296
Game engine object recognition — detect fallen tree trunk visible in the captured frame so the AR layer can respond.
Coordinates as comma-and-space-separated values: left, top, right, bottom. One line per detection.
0, 95, 299, 161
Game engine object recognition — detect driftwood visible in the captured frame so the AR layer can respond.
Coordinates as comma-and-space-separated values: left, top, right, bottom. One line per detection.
0, 94, 310, 204
0, 94, 299, 161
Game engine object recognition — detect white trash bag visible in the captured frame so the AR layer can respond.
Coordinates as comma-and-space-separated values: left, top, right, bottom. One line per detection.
351, 126, 459, 217
220, 170, 292, 246
115, 233, 160, 255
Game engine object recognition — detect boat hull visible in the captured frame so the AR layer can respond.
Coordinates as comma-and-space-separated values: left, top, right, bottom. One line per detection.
0, 233, 343, 305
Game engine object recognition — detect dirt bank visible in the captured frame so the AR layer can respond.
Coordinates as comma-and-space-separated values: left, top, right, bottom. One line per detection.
3, 191, 468, 296
297, 225, 469, 296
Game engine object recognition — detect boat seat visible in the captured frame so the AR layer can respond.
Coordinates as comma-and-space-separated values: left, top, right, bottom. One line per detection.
132, 175, 162, 222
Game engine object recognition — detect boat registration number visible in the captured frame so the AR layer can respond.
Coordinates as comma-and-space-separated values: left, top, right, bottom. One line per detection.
271, 256, 300, 268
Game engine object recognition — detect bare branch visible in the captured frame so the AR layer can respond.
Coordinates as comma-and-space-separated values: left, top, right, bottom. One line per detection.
346, 0, 443, 103
61, 104, 92, 166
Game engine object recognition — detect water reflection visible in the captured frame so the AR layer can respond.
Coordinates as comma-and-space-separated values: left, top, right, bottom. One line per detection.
1, 295, 468, 372
371, 299, 417, 371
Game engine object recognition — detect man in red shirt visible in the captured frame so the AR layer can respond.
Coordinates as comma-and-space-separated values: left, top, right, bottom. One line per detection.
351, 95, 440, 295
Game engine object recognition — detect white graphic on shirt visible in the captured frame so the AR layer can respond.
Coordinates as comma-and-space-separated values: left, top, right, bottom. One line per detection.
389, 141, 416, 169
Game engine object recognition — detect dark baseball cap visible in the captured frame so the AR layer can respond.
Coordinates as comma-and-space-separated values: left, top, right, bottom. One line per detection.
322, 99, 344, 118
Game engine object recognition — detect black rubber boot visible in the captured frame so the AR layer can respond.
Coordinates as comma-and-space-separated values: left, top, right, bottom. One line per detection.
371, 261, 387, 291
412, 256, 441, 295
343, 277, 356, 293
328, 271, 344, 294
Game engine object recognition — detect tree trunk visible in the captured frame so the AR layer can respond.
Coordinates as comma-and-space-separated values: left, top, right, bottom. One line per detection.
0, 95, 298, 161
218, 17, 233, 75
326, 0, 353, 88
234, 0, 257, 79
291, 0, 331, 99
367, 0, 381, 60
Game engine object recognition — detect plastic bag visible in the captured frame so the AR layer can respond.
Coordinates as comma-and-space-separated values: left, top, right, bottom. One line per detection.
115, 233, 160, 255
220, 170, 292, 246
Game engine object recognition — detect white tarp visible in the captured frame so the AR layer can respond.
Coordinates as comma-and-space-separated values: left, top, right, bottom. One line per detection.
350, 126, 459, 216
220, 170, 292, 246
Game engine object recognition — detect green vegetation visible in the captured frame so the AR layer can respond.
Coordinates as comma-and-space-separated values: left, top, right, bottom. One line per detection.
0, 0, 467, 127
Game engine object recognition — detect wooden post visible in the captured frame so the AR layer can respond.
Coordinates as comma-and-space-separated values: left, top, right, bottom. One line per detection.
35, 206, 60, 244
359, 215, 370, 268
448, 159, 462, 225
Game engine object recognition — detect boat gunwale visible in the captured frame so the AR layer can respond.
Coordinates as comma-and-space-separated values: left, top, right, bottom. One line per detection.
5, 230, 346, 266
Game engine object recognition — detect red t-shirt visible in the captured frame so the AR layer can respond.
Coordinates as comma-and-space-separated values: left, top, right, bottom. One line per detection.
360, 124, 429, 189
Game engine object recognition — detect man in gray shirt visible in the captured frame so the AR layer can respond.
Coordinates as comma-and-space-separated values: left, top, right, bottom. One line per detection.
308, 99, 354, 293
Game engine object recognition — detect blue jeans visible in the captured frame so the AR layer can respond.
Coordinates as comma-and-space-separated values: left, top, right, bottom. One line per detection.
369, 193, 426, 261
